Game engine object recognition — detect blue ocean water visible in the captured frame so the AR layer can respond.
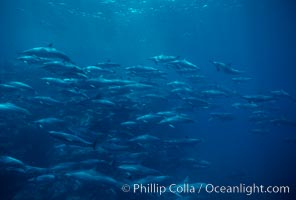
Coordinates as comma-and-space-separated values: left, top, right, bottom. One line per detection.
0, 0, 295, 199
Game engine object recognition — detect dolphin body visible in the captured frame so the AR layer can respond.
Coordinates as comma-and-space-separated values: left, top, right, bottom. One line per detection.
148, 54, 179, 64
118, 164, 160, 175
231, 77, 253, 83
17, 55, 52, 65
270, 90, 296, 102
48, 131, 97, 149
41, 77, 80, 87
128, 134, 161, 143
0, 156, 25, 169
0, 103, 30, 115
167, 59, 200, 70
164, 138, 202, 146
0, 156, 47, 176
211, 61, 244, 75
65, 170, 120, 188
7, 81, 33, 91
42, 61, 85, 77
159, 115, 194, 125
21, 47, 72, 63
242, 95, 275, 103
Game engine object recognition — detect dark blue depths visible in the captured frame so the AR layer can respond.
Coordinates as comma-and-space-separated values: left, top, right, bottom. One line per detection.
0, 0, 296, 199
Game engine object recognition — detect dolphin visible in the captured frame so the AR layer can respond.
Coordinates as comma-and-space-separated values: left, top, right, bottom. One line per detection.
48, 131, 97, 149
0, 103, 31, 115
211, 61, 244, 75
148, 54, 179, 64
21, 46, 72, 62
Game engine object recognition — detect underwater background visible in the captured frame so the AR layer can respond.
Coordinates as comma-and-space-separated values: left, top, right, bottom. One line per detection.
0, 0, 296, 199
